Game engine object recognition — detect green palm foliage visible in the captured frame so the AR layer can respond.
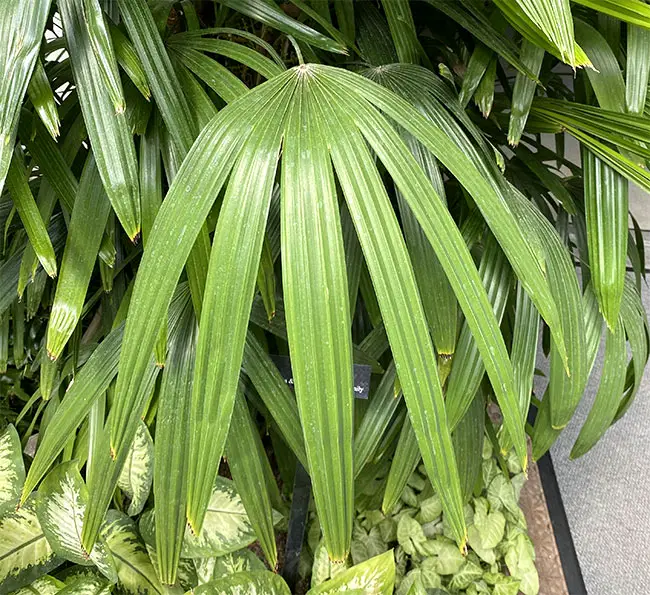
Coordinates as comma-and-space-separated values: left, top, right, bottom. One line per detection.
0, 0, 648, 592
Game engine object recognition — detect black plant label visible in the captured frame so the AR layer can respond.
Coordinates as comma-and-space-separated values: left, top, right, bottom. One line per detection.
269, 355, 371, 399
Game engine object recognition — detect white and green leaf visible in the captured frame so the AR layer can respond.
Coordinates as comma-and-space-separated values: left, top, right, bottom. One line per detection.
101, 510, 163, 595
0, 498, 59, 593
306, 550, 395, 594
0, 424, 25, 517
141, 477, 257, 560
9, 575, 65, 595
117, 421, 154, 517
194, 570, 291, 595
35, 461, 115, 580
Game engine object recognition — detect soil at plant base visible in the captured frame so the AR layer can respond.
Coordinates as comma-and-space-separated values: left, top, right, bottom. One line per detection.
519, 452, 569, 595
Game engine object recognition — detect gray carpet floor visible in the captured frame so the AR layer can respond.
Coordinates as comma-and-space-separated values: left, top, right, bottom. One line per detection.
537, 281, 650, 594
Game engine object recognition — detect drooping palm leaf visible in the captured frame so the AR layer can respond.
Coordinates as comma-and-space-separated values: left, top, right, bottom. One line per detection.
218, 0, 348, 54
509, 0, 576, 66
106, 73, 292, 471
59, 0, 141, 240
47, 156, 110, 359
6, 149, 57, 279
508, 40, 545, 146
507, 187, 587, 430
185, 82, 293, 539
426, 0, 544, 78
571, 317, 627, 458
582, 148, 628, 330
27, 60, 60, 141
352, 64, 568, 377
311, 73, 467, 545
225, 387, 278, 568
0, 0, 52, 197
493, 0, 591, 67
626, 21, 650, 114
281, 75, 354, 559
151, 285, 194, 585
573, 0, 650, 29
2, 2, 649, 588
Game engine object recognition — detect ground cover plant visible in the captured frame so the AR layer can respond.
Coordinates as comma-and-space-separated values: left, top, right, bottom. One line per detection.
0, 0, 649, 593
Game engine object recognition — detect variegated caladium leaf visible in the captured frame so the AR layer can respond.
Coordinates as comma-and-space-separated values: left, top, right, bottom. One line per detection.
0, 497, 60, 593
181, 476, 258, 559
35, 461, 116, 581
9, 575, 65, 595
193, 570, 291, 595
117, 421, 154, 516
57, 576, 111, 595
101, 510, 163, 595
0, 424, 25, 517
193, 549, 266, 585
139, 476, 256, 559
175, 557, 199, 591
306, 550, 396, 594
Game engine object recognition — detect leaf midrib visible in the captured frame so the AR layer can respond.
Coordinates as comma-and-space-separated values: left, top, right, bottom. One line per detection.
0, 533, 47, 563
206, 507, 247, 516
109, 549, 162, 594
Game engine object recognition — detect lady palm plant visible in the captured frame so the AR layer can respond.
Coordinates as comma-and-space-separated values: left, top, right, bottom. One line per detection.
0, 0, 648, 592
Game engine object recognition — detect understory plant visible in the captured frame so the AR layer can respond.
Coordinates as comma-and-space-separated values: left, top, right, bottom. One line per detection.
0, 0, 649, 593
304, 441, 537, 595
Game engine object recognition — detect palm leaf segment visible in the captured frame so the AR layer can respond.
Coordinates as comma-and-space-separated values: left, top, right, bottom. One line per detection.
108, 63, 554, 558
